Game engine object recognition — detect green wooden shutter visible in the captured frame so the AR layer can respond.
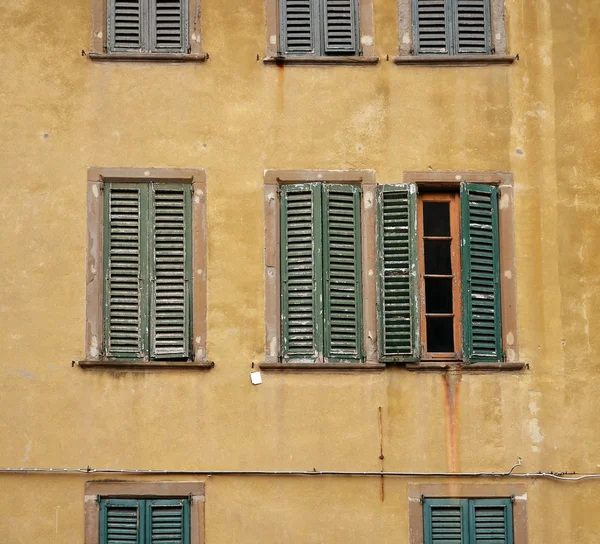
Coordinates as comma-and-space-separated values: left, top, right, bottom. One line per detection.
109, 0, 147, 51
322, 184, 363, 362
453, 0, 491, 54
280, 0, 319, 55
377, 184, 419, 362
147, 499, 190, 544
281, 184, 323, 362
460, 183, 502, 362
149, 184, 192, 360
100, 499, 142, 544
469, 499, 513, 544
424, 498, 468, 544
322, 0, 359, 55
151, 0, 188, 53
413, 0, 451, 54
104, 183, 149, 360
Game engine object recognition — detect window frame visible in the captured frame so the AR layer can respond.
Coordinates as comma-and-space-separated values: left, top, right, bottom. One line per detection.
85, 167, 209, 368
84, 481, 205, 544
90, 0, 206, 61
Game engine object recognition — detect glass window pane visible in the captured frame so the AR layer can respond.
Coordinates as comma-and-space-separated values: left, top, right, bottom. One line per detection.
426, 317, 455, 352
425, 278, 453, 314
423, 202, 450, 237
424, 240, 452, 275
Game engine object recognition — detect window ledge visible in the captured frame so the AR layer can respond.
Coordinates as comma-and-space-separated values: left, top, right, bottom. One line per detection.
393, 54, 517, 67
263, 56, 379, 66
77, 360, 215, 370
88, 52, 208, 63
405, 362, 526, 372
259, 362, 386, 372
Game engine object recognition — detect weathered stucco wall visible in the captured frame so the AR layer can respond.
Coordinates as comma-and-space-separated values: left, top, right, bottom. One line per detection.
0, 0, 599, 541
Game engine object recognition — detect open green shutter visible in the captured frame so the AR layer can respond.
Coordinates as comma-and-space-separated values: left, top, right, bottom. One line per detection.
323, 184, 363, 362
100, 499, 142, 544
453, 0, 491, 54
469, 499, 513, 544
147, 499, 190, 544
149, 184, 192, 360
424, 498, 468, 544
377, 184, 419, 362
460, 183, 502, 362
280, 0, 319, 55
151, 0, 188, 53
322, 0, 359, 55
109, 0, 147, 51
104, 183, 149, 360
413, 0, 451, 54
281, 184, 322, 362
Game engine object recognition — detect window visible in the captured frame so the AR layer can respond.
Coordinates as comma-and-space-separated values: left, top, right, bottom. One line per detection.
85, 168, 208, 367
84, 482, 205, 544
423, 498, 513, 543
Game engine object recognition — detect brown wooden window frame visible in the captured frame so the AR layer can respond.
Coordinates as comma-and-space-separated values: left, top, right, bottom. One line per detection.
82, 167, 211, 370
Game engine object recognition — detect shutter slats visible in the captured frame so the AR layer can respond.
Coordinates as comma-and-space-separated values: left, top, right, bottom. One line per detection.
377, 184, 419, 361
280, 0, 317, 54
152, 0, 186, 52
102, 500, 141, 544
455, 0, 490, 53
150, 185, 191, 360
110, 0, 143, 50
461, 183, 502, 363
323, 184, 362, 361
424, 500, 466, 544
471, 499, 513, 544
149, 500, 189, 544
323, 0, 359, 54
414, 0, 450, 54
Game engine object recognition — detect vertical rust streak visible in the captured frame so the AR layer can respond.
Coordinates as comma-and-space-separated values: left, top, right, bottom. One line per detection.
378, 406, 385, 501
442, 373, 462, 473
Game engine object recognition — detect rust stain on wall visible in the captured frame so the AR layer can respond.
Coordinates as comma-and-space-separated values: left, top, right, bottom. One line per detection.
442, 372, 462, 473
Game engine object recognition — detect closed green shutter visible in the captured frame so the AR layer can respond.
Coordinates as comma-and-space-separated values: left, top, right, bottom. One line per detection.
377, 184, 419, 362
147, 499, 190, 544
322, 0, 359, 55
424, 498, 468, 544
280, 184, 322, 362
460, 182, 502, 362
413, 0, 451, 54
100, 499, 142, 544
104, 183, 149, 359
149, 184, 192, 360
280, 0, 318, 55
469, 499, 513, 544
323, 184, 363, 361
109, 0, 146, 51
453, 0, 491, 54
151, 0, 188, 52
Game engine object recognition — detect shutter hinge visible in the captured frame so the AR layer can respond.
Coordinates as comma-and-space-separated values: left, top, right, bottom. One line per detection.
96, 495, 101, 505
188, 493, 193, 503
420, 494, 425, 504
510, 494, 515, 504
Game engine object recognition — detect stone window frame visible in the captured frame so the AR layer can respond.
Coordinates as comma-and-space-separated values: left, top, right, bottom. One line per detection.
394, 0, 515, 66
261, 170, 384, 371
89, 0, 206, 62
82, 167, 211, 370
408, 483, 528, 544
403, 171, 519, 370
263, 0, 378, 65
84, 481, 205, 544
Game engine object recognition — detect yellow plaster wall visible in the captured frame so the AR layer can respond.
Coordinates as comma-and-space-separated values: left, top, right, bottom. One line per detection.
0, 0, 599, 541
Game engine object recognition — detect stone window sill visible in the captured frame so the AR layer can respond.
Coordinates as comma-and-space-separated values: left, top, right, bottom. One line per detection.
88, 52, 208, 63
263, 56, 379, 66
405, 362, 526, 372
393, 54, 517, 67
77, 360, 215, 370
259, 362, 386, 372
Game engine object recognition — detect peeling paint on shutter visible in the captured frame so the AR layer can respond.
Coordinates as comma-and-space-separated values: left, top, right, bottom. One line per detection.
424, 498, 467, 544
460, 182, 502, 362
109, 0, 146, 51
280, 184, 322, 361
377, 184, 419, 362
149, 184, 192, 360
454, 0, 491, 54
323, 184, 363, 361
322, 0, 359, 55
104, 183, 149, 360
469, 499, 513, 544
413, 0, 451, 54
280, 0, 318, 55
100, 499, 142, 544
151, 0, 188, 52
147, 499, 190, 544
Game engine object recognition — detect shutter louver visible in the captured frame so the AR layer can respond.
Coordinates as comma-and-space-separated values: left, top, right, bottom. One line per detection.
470, 499, 513, 544
424, 499, 467, 544
280, 0, 317, 55
104, 184, 148, 359
101, 499, 141, 544
281, 184, 322, 362
148, 499, 190, 544
414, 0, 450, 54
110, 0, 144, 51
150, 184, 192, 360
454, 0, 491, 54
152, 0, 187, 52
323, 184, 362, 361
323, 0, 359, 55
377, 184, 419, 362
460, 183, 502, 362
